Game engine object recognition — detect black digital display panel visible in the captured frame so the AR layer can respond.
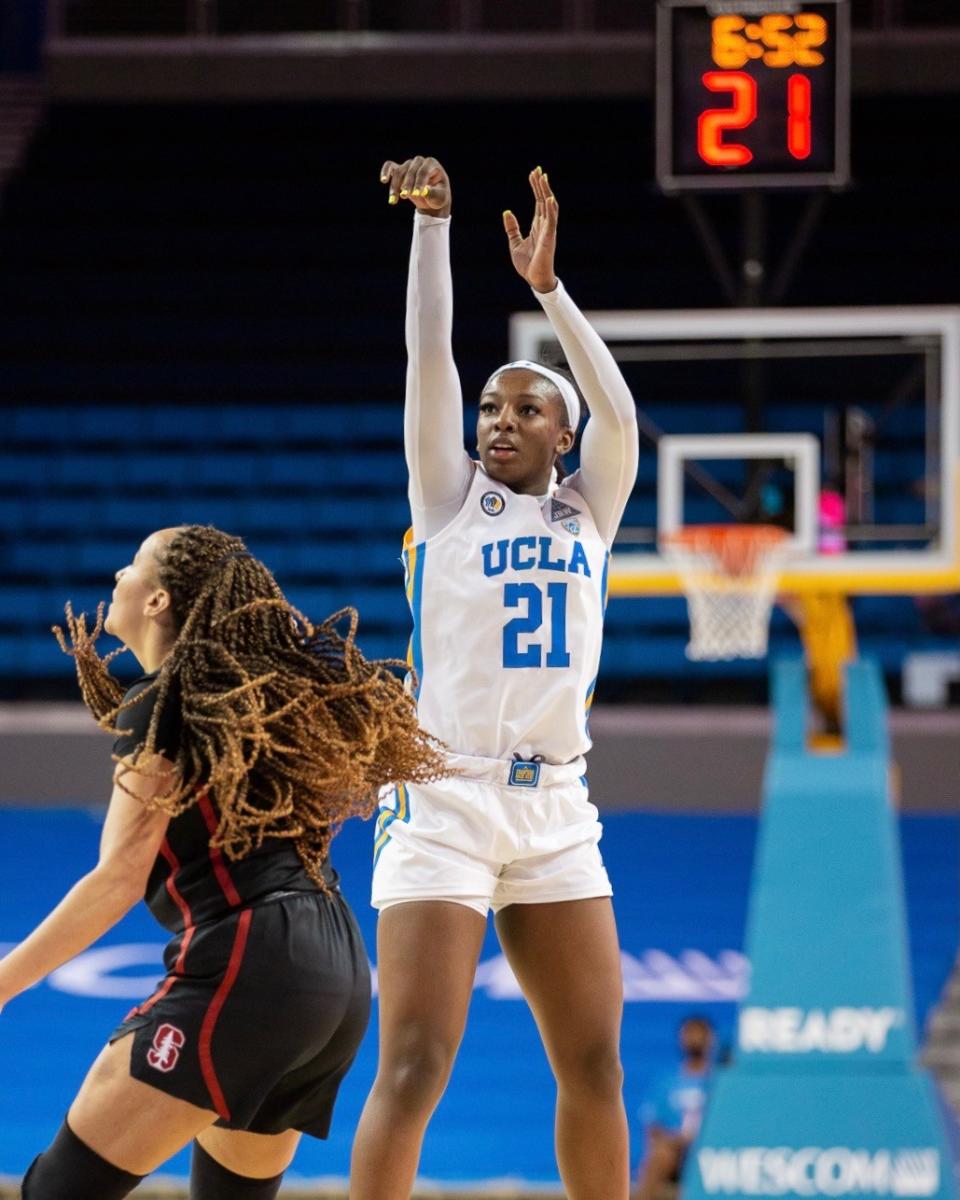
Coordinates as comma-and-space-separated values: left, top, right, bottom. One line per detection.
656, 0, 850, 190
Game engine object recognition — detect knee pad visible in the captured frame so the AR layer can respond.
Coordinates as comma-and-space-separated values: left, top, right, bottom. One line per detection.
21, 1120, 144, 1200
189, 1141, 284, 1200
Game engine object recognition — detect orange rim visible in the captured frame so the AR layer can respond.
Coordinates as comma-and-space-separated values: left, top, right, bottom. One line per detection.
662, 524, 790, 577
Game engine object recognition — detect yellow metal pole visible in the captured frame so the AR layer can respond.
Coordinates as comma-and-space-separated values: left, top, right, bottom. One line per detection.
793, 592, 858, 747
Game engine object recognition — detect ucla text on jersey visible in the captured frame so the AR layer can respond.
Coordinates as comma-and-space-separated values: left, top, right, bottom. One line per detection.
482, 537, 591, 577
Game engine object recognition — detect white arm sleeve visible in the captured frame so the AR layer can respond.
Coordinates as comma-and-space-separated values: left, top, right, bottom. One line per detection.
405, 212, 474, 543
535, 281, 639, 546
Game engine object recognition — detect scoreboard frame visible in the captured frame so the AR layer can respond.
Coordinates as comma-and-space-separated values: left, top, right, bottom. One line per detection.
656, 0, 851, 192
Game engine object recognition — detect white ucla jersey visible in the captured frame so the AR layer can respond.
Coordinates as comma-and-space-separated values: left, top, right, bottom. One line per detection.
402, 465, 609, 764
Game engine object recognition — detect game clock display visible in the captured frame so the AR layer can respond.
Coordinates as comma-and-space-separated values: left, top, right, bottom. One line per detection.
656, 0, 850, 190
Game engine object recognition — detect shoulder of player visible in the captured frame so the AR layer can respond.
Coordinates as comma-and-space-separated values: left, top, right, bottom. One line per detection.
116, 669, 180, 738
119, 670, 161, 709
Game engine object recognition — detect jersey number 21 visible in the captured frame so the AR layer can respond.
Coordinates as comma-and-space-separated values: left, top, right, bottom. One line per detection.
502, 582, 570, 668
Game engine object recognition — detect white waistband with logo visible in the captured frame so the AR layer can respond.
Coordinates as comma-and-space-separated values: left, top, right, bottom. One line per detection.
443, 751, 587, 788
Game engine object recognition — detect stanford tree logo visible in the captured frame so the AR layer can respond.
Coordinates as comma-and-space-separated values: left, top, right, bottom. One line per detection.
147, 1023, 186, 1073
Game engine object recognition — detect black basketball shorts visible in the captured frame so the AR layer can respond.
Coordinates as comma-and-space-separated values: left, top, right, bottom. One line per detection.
109, 889, 371, 1137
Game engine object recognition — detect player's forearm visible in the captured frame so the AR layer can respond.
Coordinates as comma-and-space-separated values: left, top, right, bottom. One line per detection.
535, 280, 636, 433
404, 213, 456, 366
537, 281, 639, 542
0, 866, 141, 1004
404, 212, 469, 512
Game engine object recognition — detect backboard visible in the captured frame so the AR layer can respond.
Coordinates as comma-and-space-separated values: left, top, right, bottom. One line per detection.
510, 305, 960, 597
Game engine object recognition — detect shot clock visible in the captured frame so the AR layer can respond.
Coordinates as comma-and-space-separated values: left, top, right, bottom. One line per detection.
656, 0, 850, 190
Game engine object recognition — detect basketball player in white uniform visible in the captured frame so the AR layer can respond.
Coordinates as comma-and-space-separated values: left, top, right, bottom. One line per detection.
350, 157, 639, 1200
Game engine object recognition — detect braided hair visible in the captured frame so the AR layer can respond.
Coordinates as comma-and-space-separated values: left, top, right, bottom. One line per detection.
54, 524, 448, 886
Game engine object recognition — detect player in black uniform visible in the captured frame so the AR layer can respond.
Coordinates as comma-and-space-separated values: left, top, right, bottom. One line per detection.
0, 524, 445, 1200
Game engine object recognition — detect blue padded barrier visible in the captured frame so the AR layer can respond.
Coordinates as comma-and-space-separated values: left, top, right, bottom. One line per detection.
684, 660, 957, 1200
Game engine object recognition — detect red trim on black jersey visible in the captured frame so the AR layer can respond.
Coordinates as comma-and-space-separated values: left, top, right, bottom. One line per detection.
135, 839, 195, 1016
199, 906, 252, 1120
197, 791, 243, 908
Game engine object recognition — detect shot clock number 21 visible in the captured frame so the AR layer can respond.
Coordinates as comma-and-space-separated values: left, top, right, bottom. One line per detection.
656, 1, 850, 191
701, 14, 827, 166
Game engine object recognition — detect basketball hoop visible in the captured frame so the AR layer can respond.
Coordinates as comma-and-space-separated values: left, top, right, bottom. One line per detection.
662, 524, 790, 661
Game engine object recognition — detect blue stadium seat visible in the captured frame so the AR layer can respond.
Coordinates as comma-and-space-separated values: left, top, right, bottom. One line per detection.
874, 449, 927, 482
642, 404, 745, 435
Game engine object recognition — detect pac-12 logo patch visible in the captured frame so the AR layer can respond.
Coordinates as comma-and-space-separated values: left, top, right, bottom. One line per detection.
550, 498, 580, 521
147, 1023, 186, 1073
561, 517, 581, 535
481, 491, 506, 516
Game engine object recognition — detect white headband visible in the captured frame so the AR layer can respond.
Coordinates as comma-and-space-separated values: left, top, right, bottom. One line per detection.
489, 359, 582, 430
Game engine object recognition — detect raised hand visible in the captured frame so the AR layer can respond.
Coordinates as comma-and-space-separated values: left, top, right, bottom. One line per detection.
502, 166, 558, 295
380, 156, 451, 219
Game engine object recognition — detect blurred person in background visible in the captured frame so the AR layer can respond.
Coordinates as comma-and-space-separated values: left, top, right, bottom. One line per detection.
635, 1015, 717, 1200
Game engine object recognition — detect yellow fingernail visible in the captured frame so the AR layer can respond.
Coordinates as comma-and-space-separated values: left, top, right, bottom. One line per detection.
535, 165, 543, 174
422, 185, 430, 197
380, 175, 388, 183
543, 173, 549, 183
388, 194, 398, 205
400, 188, 409, 196
503, 209, 513, 218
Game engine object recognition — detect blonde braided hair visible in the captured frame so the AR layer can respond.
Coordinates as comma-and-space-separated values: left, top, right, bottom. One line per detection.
54, 525, 447, 885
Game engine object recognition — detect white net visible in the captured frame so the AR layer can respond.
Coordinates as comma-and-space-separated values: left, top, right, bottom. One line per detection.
662, 525, 789, 661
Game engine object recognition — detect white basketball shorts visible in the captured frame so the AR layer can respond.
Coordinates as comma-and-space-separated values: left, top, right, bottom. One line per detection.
371, 752, 612, 918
